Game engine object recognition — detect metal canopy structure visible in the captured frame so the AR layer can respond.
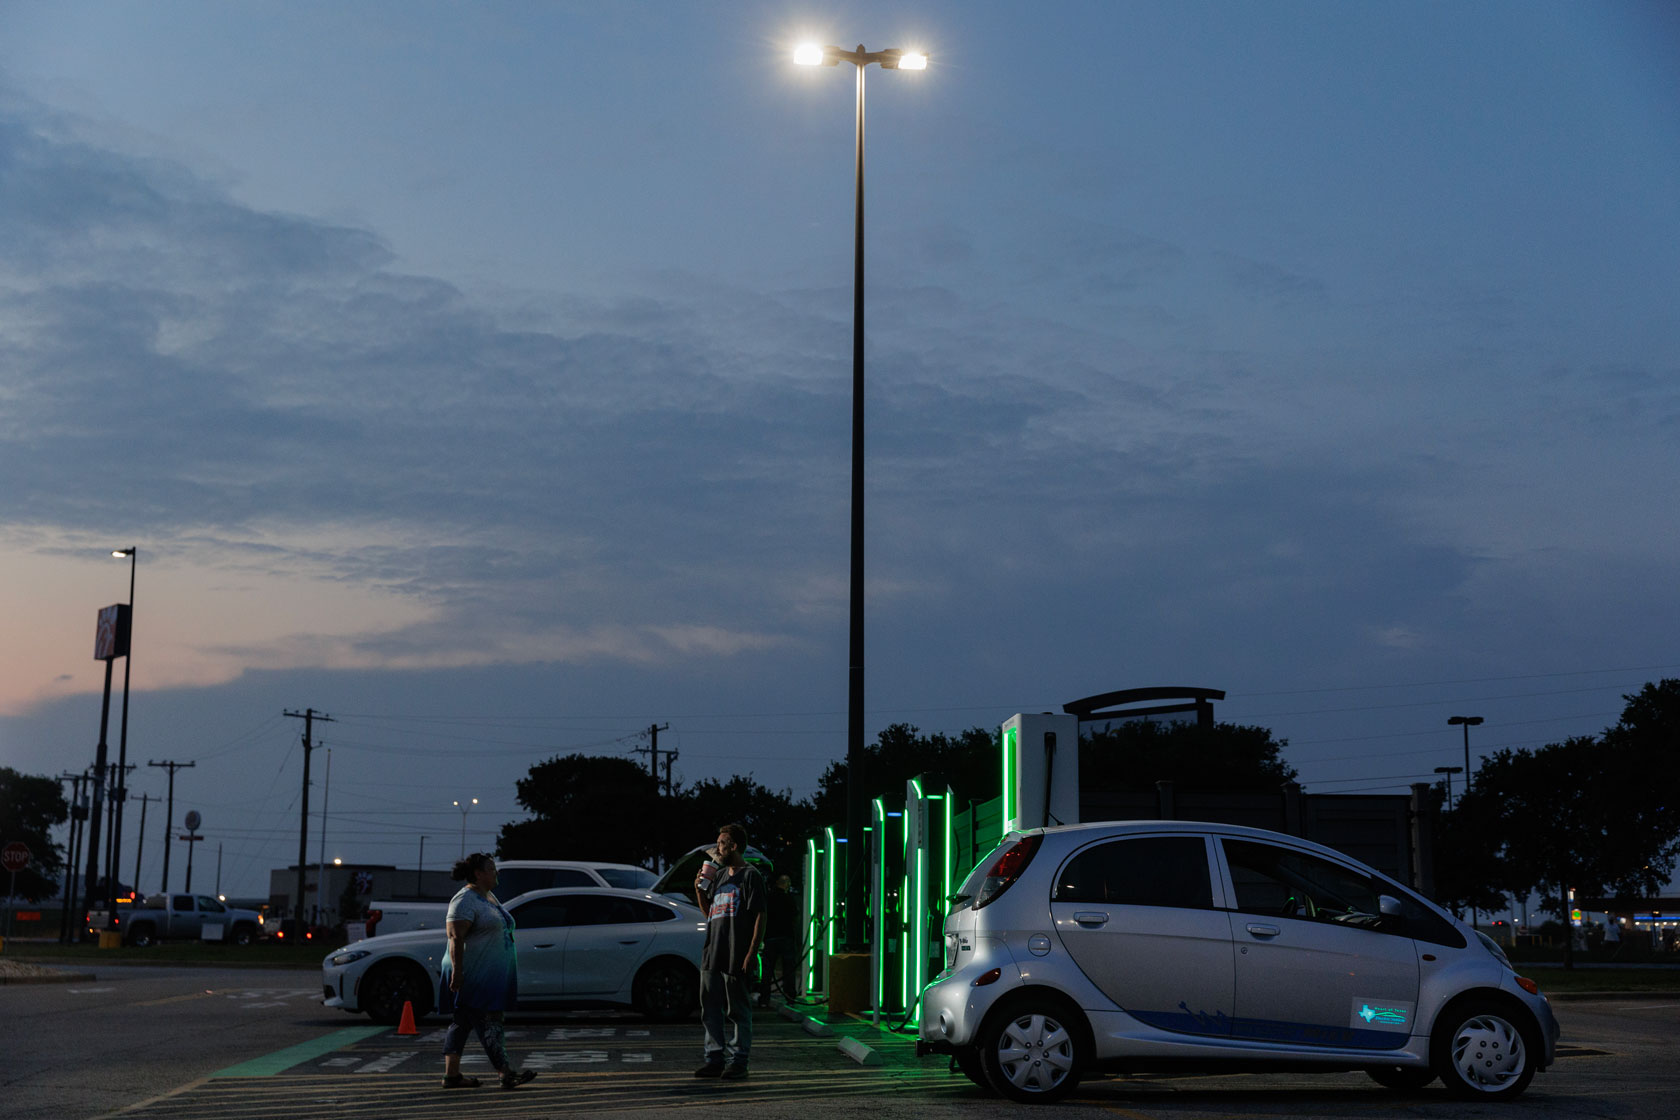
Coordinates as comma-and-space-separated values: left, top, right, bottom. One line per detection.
1063, 686, 1227, 728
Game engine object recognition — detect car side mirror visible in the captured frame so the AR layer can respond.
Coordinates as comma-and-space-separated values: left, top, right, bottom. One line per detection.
1378, 894, 1403, 918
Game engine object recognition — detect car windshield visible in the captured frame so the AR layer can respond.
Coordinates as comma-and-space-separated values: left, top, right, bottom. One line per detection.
596, 867, 658, 889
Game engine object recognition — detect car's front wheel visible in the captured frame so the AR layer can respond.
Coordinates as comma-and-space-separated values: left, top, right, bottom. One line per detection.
230, 923, 256, 946
635, 958, 698, 1021
361, 961, 433, 1026
1432, 998, 1538, 1100
951, 1046, 992, 1092
976, 995, 1087, 1104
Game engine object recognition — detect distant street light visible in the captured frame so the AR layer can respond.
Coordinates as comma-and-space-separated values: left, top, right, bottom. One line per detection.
1448, 716, 1484, 790
794, 38, 927, 950
453, 798, 478, 858
1434, 765, 1464, 809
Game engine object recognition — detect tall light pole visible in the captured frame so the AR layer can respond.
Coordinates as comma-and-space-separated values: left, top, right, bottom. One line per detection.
110, 549, 137, 912
1448, 716, 1484, 791
794, 40, 927, 950
1434, 765, 1464, 809
454, 798, 477, 859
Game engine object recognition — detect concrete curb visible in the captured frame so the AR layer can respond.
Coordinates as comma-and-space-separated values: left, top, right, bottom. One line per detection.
800, 1014, 833, 1037
0, 965, 97, 985
837, 1035, 883, 1066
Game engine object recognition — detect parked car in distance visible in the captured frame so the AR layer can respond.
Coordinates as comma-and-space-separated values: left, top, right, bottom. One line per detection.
917, 820, 1559, 1104
323, 886, 704, 1024
103, 893, 264, 946
363, 860, 659, 937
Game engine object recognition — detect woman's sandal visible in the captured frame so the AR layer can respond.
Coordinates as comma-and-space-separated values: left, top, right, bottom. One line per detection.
440, 1074, 482, 1088
500, 1069, 537, 1089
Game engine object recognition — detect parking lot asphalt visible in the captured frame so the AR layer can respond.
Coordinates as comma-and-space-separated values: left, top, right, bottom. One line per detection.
102, 1005, 973, 1119
8, 964, 1676, 1120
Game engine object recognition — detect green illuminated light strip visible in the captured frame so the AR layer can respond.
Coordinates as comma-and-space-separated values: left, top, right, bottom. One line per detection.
824, 826, 837, 959
1002, 724, 1018, 839
805, 837, 819, 993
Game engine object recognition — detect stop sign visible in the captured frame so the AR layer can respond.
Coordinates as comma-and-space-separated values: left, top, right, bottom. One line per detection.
1, 841, 29, 873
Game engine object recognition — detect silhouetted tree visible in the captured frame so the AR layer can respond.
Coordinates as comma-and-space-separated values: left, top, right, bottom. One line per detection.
1455, 680, 1680, 967
662, 774, 817, 878
1079, 719, 1298, 793
0, 767, 68, 901
497, 754, 663, 868
811, 724, 999, 826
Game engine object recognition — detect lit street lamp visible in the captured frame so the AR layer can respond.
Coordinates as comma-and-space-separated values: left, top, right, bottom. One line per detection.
1434, 765, 1464, 809
794, 39, 927, 949
1448, 716, 1484, 791
453, 798, 478, 858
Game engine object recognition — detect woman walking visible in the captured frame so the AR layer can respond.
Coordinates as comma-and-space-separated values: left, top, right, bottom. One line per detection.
440, 852, 536, 1090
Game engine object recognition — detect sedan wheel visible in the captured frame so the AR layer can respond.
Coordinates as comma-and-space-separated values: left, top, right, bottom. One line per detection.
1433, 1005, 1536, 1099
977, 1004, 1083, 1103
637, 959, 698, 1021
362, 962, 430, 1026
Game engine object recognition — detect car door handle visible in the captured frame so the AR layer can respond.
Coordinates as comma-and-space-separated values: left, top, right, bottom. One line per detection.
1245, 923, 1281, 937
1072, 911, 1109, 926
533, 943, 557, 949
618, 939, 642, 946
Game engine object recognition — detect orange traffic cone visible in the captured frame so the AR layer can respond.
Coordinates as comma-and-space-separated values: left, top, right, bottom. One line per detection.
397, 1000, 418, 1035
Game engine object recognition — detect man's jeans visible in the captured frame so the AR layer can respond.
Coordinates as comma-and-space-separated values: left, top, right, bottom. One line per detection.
700, 969, 752, 1066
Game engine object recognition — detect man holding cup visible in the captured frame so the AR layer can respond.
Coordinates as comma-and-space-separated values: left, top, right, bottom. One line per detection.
693, 822, 764, 1080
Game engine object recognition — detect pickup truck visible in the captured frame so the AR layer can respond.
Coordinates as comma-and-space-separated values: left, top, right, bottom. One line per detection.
363, 860, 660, 937
113, 893, 264, 946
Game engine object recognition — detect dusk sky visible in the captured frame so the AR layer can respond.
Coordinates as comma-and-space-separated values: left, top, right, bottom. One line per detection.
3, 1, 1677, 902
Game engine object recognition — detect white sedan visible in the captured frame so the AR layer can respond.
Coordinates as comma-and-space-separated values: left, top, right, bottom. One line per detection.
322, 887, 705, 1023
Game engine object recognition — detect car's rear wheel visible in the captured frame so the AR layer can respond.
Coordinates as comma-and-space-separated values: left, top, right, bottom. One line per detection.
127, 924, 156, 948
362, 961, 433, 1026
1366, 1064, 1436, 1091
635, 958, 698, 1021
976, 995, 1087, 1104
1431, 998, 1538, 1100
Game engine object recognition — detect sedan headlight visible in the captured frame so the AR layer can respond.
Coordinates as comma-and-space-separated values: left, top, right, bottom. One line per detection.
330, 949, 372, 967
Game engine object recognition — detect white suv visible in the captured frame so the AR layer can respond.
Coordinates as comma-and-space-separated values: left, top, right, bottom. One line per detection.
917, 820, 1559, 1103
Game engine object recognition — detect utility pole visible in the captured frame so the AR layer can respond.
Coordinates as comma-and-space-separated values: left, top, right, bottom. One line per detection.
148, 760, 195, 893
283, 708, 333, 929
635, 723, 672, 784
131, 792, 156, 899
57, 771, 89, 943
102, 763, 134, 902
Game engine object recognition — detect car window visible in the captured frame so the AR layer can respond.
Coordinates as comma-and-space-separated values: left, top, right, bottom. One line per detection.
626, 898, 676, 923
172, 896, 193, 912
1055, 836, 1213, 908
1222, 839, 1384, 926
497, 867, 595, 899
563, 895, 623, 926
596, 867, 658, 889
508, 897, 571, 929
198, 896, 226, 913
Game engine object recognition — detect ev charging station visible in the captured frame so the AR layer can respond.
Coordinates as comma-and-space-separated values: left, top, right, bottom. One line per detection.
792, 711, 1082, 1020
1000, 712, 1080, 834
848, 711, 1080, 1026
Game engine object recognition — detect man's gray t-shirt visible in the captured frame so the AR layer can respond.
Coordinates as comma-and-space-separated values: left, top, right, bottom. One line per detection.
701, 864, 765, 973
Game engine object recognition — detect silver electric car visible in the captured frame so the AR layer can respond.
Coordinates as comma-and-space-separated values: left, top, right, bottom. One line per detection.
917, 820, 1559, 1104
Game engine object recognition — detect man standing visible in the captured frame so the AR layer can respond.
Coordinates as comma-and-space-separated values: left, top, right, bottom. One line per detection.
757, 873, 799, 1007
694, 822, 765, 1080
